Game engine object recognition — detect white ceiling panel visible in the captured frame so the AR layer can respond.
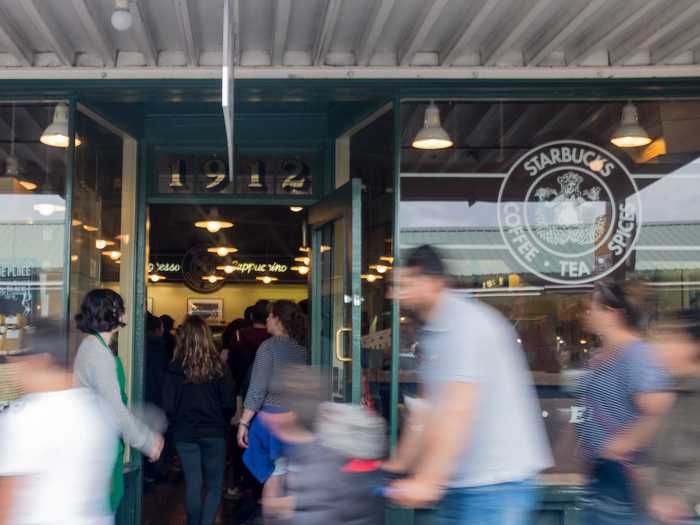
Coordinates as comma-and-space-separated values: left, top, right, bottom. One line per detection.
0, 0, 698, 76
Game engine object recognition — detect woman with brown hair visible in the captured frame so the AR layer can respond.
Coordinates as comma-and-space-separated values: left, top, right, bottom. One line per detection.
163, 315, 235, 525
237, 300, 308, 484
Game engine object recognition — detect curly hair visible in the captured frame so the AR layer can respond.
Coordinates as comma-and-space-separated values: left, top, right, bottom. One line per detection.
75, 289, 126, 334
271, 300, 308, 348
174, 315, 225, 384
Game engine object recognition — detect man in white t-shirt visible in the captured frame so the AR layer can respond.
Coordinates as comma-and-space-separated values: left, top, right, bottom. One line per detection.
0, 321, 117, 525
385, 245, 552, 525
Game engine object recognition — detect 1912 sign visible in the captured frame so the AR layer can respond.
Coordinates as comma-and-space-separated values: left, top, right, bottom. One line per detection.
158, 152, 314, 196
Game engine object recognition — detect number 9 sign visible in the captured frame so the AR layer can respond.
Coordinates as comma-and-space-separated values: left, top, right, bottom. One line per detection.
203, 159, 230, 193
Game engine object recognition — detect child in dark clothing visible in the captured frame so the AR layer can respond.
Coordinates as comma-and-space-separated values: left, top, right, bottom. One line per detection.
260, 365, 386, 525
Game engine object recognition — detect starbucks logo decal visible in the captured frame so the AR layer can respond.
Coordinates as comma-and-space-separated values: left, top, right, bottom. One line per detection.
497, 141, 641, 284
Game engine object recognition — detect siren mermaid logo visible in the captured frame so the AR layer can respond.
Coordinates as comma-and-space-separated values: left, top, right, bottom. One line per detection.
497, 141, 641, 285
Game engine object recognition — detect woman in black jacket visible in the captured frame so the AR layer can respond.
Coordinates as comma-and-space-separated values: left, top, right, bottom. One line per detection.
163, 315, 235, 525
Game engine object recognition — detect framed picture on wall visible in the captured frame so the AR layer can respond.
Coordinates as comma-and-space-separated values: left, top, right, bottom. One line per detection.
187, 298, 224, 323
147, 297, 154, 313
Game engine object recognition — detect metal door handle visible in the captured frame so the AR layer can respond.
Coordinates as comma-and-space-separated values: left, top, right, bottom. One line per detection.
335, 327, 352, 362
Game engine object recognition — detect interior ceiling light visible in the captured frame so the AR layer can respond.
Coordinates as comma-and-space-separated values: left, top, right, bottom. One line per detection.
611, 102, 652, 148
370, 263, 392, 274
33, 203, 66, 216
208, 246, 238, 257
298, 245, 311, 253
257, 276, 278, 284
294, 256, 310, 266
202, 274, 224, 284
111, 0, 133, 31
291, 265, 310, 275
379, 256, 394, 263
289, 206, 304, 213
362, 274, 383, 283
71, 219, 82, 227
70, 255, 78, 262
149, 274, 166, 283
103, 250, 122, 261
216, 265, 236, 274
40, 103, 81, 149
95, 239, 115, 250
412, 101, 453, 150
83, 224, 98, 232
195, 209, 233, 233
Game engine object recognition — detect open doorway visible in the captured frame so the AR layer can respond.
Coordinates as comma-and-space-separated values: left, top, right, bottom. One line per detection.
142, 204, 309, 525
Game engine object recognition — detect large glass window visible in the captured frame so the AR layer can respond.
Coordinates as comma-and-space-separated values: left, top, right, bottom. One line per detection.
0, 102, 69, 405
400, 99, 700, 481
69, 107, 137, 387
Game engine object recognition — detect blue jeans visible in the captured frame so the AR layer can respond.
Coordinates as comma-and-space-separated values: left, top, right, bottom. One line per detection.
433, 479, 539, 525
581, 458, 643, 525
176, 438, 226, 525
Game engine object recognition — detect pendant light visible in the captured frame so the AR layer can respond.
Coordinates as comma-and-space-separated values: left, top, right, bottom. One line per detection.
256, 275, 278, 284
291, 265, 310, 276
610, 102, 652, 148
202, 274, 224, 284
3, 105, 37, 192
40, 103, 81, 149
208, 246, 238, 257
369, 263, 392, 274
195, 208, 233, 233
96, 239, 115, 250
412, 101, 453, 150
289, 206, 304, 213
149, 273, 166, 283
362, 274, 383, 283
216, 264, 236, 274
102, 250, 122, 261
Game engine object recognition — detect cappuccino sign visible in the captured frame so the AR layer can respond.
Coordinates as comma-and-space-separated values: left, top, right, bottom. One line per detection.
497, 141, 641, 284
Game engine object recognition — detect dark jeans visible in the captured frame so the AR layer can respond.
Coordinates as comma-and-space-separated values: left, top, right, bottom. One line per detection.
176, 438, 226, 525
581, 458, 644, 525
433, 479, 539, 525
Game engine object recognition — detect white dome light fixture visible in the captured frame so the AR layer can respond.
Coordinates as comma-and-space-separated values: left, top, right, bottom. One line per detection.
412, 101, 453, 150
111, 0, 133, 31
610, 102, 652, 148
40, 104, 82, 148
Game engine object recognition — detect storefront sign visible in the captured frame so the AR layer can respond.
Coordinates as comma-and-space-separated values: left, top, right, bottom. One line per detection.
148, 261, 182, 274
498, 141, 641, 284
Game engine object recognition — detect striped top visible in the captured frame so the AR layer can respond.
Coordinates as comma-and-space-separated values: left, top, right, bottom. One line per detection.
575, 340, 669, 459
243, 336, 308, 412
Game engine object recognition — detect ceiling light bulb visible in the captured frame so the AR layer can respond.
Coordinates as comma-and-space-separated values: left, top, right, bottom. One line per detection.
111, 0, 133, 31
70, 255, 78, 262
217, 265, 235, 274
195, 219, 233, 232
292, 266, 310, 275
289, 206, 304, 213
149, 274, 165, 283
95, 239, 114, 250
207, 221, 222, 233
412, 102, 453, 150
294, 256, 310, 266
83, 224, 98, 232
103, 250, 121, 260
72, 219, 82, 227
299, 246, 311, 253
611, 102, 652, 148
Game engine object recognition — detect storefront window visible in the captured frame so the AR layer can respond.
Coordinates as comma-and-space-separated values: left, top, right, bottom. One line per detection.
0, 102, 69, 404
399, 99, 700, 480
69, 108, 137, 379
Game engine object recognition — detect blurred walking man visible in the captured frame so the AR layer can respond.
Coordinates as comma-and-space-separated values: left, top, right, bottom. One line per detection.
386, 245, 552, 525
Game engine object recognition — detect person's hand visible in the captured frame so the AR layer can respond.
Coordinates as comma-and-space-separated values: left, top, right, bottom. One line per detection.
149, 433, 165, 462
648, 494, 690, 523
381, 458, 407, 474
601, 434, 631, 462
237, 424, 249, 448
387, 477, 442, 508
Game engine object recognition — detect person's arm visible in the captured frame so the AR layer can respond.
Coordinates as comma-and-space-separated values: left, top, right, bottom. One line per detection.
238, 345, 273, 447
0, 477, 16, 525
603, 391, 674, 460
88, 348, 161, 459
162, 369, 178, 420
389, 382, 478, 508
384, 395, 429, 473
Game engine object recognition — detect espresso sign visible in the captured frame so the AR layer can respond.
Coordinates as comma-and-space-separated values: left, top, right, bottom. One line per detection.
497, 141, 641, 284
